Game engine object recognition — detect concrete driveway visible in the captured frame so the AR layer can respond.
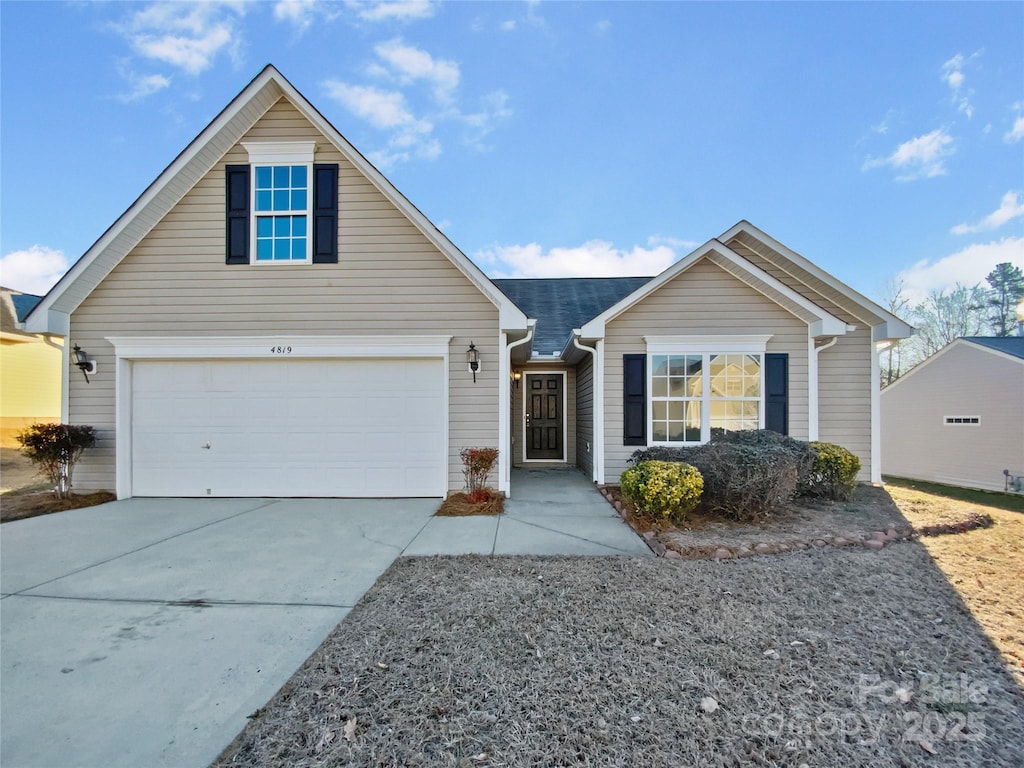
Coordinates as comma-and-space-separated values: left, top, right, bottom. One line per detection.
1, 473, 647, 768
0, 497, 437, 768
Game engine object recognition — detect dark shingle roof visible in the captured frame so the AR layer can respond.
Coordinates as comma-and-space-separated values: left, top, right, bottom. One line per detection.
962, 336, 1024, 360
11, 293, 42, 323
493, 277, 652, 355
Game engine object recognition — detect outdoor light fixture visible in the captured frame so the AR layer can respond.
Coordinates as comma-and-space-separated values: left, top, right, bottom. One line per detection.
72, 345, 97, 383
467, 341, 480, 383
511, 370, 522, 388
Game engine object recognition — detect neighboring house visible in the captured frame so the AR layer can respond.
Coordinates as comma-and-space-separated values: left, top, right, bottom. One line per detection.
23, 65, 912, 499
0, 288, 63, 447
881, 337, 1024, 493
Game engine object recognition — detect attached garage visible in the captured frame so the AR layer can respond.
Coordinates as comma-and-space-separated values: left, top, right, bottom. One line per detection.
110, 337, 450, 498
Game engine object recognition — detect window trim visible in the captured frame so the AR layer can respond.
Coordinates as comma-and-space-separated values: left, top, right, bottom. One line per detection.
242, 141, 316, 266
644, 335, 771, 445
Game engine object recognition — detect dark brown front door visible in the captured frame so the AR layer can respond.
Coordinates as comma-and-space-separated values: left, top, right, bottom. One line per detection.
526, 373, 563, 460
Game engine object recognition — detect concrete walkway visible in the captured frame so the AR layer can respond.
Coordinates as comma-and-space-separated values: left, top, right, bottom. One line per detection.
406, 467, 651, 556
0, 469, 647, 768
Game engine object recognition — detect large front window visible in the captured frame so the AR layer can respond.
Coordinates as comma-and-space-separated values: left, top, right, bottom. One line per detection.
650, 352, 762, 443
253, 164, 310, 262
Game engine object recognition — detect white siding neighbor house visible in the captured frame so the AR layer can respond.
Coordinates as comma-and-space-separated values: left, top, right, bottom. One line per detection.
24, 65, 912, 499
881, 337, 1024, 493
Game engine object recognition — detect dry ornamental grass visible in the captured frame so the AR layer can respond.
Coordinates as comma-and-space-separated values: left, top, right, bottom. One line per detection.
216, 547, 1024, 768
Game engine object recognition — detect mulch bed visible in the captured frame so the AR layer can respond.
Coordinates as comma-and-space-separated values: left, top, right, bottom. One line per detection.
436, 492, 505, 517
214, 549, 1024, 767
600, 485, 995, 560
0, 491, 117, 523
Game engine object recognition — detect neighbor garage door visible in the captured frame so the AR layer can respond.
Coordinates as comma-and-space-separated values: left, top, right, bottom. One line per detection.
130, 358, 445, 497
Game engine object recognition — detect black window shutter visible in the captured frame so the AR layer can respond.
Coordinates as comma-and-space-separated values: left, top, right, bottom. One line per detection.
312, 163, 339, 264
765, 353, 789, 435
225, 165, 249, 265
623, 354, 647, 446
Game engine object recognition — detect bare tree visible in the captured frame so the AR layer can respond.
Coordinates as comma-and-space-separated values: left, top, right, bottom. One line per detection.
909, 284, 989, 358
878, 276, 912, 386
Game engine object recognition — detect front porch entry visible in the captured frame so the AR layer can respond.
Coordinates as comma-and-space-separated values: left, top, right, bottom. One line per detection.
524, 372, 565, 461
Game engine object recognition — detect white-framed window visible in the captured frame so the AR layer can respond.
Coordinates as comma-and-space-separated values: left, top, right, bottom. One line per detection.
944, 416, 980, 425
242, 141, 315, 265
645, 335, 771, 444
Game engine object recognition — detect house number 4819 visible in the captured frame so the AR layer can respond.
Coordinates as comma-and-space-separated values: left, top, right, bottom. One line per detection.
270, 346, 293, 354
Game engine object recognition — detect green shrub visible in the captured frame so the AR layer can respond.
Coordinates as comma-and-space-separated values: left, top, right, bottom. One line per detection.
620, 460, 703, 521
15, 423, 97, 499
802, 441, 861, 500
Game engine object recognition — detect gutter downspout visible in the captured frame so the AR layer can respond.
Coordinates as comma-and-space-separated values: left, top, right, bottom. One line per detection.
504, 320, 536, 497
809, 334, 839, 441
572, 333, 602, 485
41, 334, 70, 423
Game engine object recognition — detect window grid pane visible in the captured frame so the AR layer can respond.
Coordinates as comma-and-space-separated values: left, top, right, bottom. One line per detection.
651, 352, 762, 443
253, 164, 309, 261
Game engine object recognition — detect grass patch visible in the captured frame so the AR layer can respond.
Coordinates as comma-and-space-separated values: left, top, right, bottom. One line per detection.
214, 550, 1024, 768
436, 491, 505, 517
1, 490, 118, 523
884, 476, 1024, 514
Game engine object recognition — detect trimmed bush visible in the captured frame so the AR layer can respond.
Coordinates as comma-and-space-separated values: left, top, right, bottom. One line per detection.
803, 441, 861, 501
460, 447, 499, 503
713, 429, 816, 490
627, 446, 697, 465
683, 442, 798, 522
15, 423, 97, 499
620, 461, 703, 521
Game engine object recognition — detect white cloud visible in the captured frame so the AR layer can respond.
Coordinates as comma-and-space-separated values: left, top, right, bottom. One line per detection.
951, 191, 1024, 235
117, 70, 171, 102
323, 81, 417, 128
273, 0, 339, 32
898, 237, 1024, 303
0, 246, 69, 296
940, 50, 981, 119
1005, 116, 1024, 143
501, 20, 516, 32
116, 1, 245, 75
477, 240, 678, 279
326, 38, 510, 166
862, 128, 955, 181
374, 39, 459, 102
594, 19, 612, 35
647, 234, 699, 251
353, 0, 436, 21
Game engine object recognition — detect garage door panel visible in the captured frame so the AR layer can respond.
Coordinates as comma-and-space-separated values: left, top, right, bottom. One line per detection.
130, 358, 445, 497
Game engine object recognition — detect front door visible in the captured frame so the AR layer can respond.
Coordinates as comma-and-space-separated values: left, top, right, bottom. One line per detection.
525, 373, 564, 460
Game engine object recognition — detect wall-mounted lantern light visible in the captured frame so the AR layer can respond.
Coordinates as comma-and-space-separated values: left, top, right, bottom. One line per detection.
72, 345, 97, 383
467, 341, 480, 383
511, 370, 522, 388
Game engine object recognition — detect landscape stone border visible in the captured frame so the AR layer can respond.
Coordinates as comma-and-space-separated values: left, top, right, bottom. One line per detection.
598, 487, 995, 560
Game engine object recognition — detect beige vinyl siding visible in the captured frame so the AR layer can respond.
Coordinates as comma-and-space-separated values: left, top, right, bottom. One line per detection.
510, 366, 576, 466
602, 259, 810, 482
576, 355, 594, 476
0, 337, 63, 446
68, 97, 499, 493
881, 343, 1024, 492
817, 327, 873, 480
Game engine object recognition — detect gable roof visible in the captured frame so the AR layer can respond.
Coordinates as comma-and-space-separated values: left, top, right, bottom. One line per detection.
578, 235, 852, 341
1, 288, 43, 340
24, 65, 528, 336
493, 277, 650, 355
881, 336, 1024, 395
721, 221, 913, 341
962, 336, 1024, 360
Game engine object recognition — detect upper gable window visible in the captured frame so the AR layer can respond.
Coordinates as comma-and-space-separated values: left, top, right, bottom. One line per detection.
244, 141, 315, 265
254, 164, 309, 262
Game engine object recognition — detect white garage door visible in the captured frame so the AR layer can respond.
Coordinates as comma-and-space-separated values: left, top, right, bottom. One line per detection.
130, 358, 446, 497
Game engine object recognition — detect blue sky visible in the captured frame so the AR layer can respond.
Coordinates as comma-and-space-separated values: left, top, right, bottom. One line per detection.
1, 1, 1022, 306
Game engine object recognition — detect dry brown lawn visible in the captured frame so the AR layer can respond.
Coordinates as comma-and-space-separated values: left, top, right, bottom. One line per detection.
887, 483, 1024, 690
216, 545, 1024, 767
